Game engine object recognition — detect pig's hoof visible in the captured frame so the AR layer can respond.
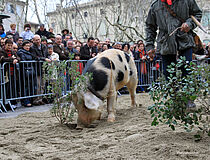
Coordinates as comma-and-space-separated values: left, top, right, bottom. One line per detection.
107, 116, 115, 122
107, 118, 115, 122
76, 125, 84, 130
97, 113, 102, 120
131, 103, 138, 107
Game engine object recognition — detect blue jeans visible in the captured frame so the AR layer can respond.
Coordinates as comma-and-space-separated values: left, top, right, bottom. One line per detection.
162, 48, 193, 80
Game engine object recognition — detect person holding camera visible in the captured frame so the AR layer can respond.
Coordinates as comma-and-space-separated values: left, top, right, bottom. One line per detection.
20, 24, 34, 41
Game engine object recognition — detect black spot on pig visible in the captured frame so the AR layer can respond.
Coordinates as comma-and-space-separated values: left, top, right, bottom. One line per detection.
101, 57, 115, 70
130, 70, 133, 76
124, 52, 130, 63
117, 71, 124, 82
118, 54, 123, 62
125, 65, 127, 71
88, 67, 108, 91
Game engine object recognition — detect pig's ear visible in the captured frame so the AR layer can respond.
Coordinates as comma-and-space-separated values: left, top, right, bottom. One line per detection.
84, 91, 103, 110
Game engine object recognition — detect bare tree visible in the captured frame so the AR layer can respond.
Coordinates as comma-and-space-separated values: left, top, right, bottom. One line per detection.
24, 0, 29, 23
33, 0, 41, 24
5, 0, 26, 32
104, 0, 153, 42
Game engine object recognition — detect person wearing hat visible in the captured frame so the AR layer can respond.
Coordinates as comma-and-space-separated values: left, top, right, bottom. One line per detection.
41, 36, 47, 46
61, 29, 69, 41
48, 34, 55, 43
17, 40, 38, 107
35, 24, 49, 38
113, 42, 122, 50
47, 39, 54, 45
20, 24, 34, 41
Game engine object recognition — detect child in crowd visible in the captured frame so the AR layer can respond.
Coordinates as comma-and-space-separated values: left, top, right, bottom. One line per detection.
45, 45, 59, 103
48, 45, 59, 79
48, 44, 59, 61
74, 53, 83, 75
75, 45, 81, 53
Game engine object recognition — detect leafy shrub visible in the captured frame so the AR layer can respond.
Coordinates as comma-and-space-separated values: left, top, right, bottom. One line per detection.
148, 57, 209, 140
43, 59, 91, 125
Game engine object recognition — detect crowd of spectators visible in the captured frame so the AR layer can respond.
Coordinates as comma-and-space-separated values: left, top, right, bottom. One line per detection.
0, 22, 210, 110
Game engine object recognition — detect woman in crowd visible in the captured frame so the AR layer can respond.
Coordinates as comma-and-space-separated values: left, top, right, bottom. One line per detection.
75, 45, 81, 53
122, 43, 134, 59
17, 41, 37, 107
135, 43, 148, 76
102, 44, 108, 52
74, 53, 83, 75
6, 24, 19, 43
134, 43, 148, 93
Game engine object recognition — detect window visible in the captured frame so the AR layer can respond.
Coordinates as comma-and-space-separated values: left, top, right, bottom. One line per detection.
100, 9, 105, 15
51, 22, 55, 28
8, 4, 15, 14
84, 11, 88, 17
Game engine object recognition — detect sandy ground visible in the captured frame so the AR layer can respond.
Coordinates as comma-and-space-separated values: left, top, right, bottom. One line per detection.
0, 93, 209, 160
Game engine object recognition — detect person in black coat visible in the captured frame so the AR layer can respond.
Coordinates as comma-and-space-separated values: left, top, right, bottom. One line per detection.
53, 35, 69, 60
30, 35, 50, 62
17, 41, 37, 107
80, 37, 98, 60
29, 35, 51, 105
35, 24, 49, 38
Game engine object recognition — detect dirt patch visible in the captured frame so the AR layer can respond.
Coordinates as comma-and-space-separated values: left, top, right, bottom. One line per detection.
0, 93, 209, 160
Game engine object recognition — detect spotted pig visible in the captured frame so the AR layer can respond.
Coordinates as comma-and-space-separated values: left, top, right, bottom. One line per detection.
72, 49, 138, 128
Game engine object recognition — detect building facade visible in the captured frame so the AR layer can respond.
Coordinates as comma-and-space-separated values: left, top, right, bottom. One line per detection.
1, 0, 26, 33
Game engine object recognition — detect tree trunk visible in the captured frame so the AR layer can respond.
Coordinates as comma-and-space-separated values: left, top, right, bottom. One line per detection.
33, 0, 42, 24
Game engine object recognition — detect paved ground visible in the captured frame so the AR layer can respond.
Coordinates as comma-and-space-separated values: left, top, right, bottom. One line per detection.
0, 104, 53, 119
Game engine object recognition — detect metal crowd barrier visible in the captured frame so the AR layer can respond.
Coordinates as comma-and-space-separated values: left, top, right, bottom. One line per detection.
0, 58, 209, 112
0, 64, 6, 113
135, 59, 163, 88
1, 61, 55, 112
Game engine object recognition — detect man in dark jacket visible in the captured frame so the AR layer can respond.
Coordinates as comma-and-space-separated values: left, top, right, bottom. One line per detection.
30, 35, 51, 105
65, 40, 78, 57
80, 37, 97, 60
30, 35, 50, 62
53, 35, 69, 60
17, 37, 23, 50
146, 0, 202, 77
35, 24, 49, 38
145, 0, 202, 107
